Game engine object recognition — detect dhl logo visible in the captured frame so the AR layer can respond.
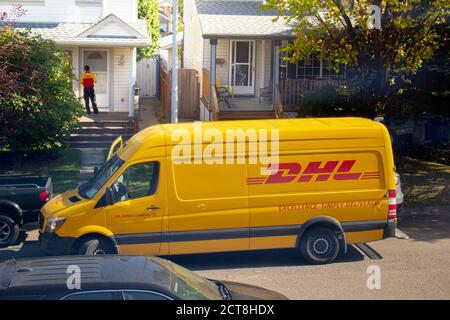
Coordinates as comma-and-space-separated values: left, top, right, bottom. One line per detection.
247, 160, 380, 185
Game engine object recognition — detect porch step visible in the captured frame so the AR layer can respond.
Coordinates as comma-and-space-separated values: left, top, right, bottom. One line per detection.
218, 111, 276, 120
69, 133, 133, 142
79, 120, 134, 128
73, 127, 133, 135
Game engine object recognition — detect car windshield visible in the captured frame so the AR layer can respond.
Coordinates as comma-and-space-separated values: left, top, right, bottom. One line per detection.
155, 259, 224, 300
78, 154, 124, 200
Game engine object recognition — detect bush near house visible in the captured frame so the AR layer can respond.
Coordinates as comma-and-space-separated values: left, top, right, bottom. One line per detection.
0, 26, 83, 152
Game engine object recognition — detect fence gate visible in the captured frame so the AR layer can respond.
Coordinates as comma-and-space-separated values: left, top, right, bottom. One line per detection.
136, 58, 158, 97
160, 68, 200, 121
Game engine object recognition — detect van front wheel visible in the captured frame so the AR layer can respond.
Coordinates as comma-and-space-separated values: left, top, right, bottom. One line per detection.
77, 238, 115, 255
300, 227, 340, 264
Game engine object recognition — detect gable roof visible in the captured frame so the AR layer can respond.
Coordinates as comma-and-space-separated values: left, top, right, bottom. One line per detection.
12, 14, 151, 48
195, 0, 295, 39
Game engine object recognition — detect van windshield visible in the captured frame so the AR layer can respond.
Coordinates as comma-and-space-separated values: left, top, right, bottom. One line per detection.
78, 154, 124, 200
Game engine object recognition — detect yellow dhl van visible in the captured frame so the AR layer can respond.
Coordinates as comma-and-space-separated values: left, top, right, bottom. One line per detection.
39, 118, 398, 264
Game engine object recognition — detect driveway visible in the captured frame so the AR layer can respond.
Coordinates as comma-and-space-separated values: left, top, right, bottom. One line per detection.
1, 206, 449, 300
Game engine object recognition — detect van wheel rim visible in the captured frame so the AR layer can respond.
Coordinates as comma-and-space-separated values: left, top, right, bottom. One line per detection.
0, 221, 11, 242
311, 236, 331, 256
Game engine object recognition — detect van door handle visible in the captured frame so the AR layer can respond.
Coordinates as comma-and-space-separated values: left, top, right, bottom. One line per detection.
147, 205, 160, 211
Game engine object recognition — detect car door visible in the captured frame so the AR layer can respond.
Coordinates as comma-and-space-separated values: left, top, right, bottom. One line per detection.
103, 159, 166, 255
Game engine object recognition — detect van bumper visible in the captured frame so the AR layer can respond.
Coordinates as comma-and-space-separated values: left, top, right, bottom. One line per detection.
39, 232, 76, 256
383, 219, 397, 239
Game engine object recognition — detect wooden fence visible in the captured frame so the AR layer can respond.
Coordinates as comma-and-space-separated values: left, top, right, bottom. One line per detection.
160, 68, 200, 121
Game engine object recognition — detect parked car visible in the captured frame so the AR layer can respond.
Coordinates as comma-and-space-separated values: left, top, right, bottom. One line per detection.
0, 255, 288, 300
0, 174, 52, 246
40, 118, 399, 264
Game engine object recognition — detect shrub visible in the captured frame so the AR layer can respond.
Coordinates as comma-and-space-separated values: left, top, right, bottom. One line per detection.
0, 27, 83, 152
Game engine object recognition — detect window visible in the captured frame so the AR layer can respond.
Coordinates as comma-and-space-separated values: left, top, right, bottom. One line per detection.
111, 162, 159, 203
122, 291, 172, 300
78, 154, 124, 200
296, 55, 346, 80
61, 291, 116, 300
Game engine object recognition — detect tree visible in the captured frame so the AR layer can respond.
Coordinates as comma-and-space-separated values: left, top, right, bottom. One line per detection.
0, 7, 83, 152
138, 0, 160, 59
264, 0, 450, 116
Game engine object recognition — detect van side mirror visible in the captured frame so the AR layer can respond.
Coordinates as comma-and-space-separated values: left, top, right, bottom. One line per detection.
95, 187, 114, 209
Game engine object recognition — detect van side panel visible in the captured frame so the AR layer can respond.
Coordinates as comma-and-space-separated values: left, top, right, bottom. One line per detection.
248, 146, 388, 249
165, 157, 250, 255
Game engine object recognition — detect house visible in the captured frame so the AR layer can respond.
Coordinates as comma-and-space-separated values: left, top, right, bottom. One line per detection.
0, 0, 151, 117
183, 0, 348, 120
157, 0, 183, 71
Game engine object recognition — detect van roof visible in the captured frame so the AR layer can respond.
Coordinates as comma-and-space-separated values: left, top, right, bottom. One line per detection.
118, 118, 386, 159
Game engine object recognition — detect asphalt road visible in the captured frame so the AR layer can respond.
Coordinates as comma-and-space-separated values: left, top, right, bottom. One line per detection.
1, 206, 449, 300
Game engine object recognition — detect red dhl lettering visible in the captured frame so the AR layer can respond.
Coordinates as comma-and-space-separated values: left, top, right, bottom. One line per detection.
247, 160, 380, 185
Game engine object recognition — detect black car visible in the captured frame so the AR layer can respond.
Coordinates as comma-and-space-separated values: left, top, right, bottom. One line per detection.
0, 174, 52, 246
0, 255, 288, 300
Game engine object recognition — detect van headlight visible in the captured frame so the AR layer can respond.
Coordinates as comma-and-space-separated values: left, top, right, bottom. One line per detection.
45, 217, 66, 233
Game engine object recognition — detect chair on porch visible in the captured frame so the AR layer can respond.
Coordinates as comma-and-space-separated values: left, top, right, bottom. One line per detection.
215, 77, 233, 108
259, 80, 273, 104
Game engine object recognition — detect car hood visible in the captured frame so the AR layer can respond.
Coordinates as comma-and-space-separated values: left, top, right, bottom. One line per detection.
220, 280, 288, 300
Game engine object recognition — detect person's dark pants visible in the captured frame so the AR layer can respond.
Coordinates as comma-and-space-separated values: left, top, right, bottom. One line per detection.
84, 87, 99, 114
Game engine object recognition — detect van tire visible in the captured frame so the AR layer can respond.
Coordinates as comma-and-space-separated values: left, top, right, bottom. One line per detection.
300, 227, 340, 264
0, 215, 20, 247
77, 238, 115, 255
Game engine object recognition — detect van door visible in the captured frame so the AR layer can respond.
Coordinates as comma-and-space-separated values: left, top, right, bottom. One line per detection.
103, 159, 166, 255
166, 161, 249, 255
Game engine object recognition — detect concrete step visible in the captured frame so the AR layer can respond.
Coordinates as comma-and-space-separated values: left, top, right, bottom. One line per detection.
68, 141, 116, 149
74, 127, 133, 135
68, 133, 133, 142
219, 111, 276, 120
79, 121, 134, 128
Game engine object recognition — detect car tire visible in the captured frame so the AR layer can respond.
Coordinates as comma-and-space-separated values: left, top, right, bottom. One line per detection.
0, 215, 20, 247
77, 238, 115, 255
300, 227, 340, 264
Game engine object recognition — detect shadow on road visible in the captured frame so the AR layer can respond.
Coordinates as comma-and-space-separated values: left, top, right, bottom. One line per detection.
162, 246, 364, 271
398, 206, 450, 243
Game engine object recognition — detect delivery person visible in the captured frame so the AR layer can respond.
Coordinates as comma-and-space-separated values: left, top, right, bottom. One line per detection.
80, 65, 99, 115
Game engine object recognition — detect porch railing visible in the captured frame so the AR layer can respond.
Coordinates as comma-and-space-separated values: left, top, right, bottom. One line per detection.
279, 78, 350, 112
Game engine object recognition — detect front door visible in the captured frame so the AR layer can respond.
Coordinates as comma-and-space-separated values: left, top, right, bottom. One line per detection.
104, 160, 165, 255
82, 49, 109, 110
229, 40, 256, 95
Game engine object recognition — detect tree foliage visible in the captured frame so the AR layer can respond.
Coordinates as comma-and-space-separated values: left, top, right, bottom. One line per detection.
264, 0, 450, 116
138, 0, 160, 59
0, 7, 83, 151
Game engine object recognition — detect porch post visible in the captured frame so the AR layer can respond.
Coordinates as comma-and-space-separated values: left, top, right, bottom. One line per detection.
129, 48, 137, 118
209, 38, 217, 121
272, 40, 281, 106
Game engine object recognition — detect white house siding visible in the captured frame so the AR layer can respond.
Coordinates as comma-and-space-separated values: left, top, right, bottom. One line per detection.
112, 47, 132, 112
103, 0, 138, 23
183, 0, 203, 74
0, 0, 102, 23
203, 39, 230, 86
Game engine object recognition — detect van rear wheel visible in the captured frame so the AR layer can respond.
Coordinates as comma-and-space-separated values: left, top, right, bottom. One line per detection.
77, 238, 115, 255
300, 227, 340, 264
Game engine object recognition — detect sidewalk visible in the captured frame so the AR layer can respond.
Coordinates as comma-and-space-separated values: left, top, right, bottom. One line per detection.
138, 97, 161, 129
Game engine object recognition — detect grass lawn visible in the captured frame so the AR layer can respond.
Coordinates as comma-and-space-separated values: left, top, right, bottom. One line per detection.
397, 156, 450, 207
0, 149, 82, 195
